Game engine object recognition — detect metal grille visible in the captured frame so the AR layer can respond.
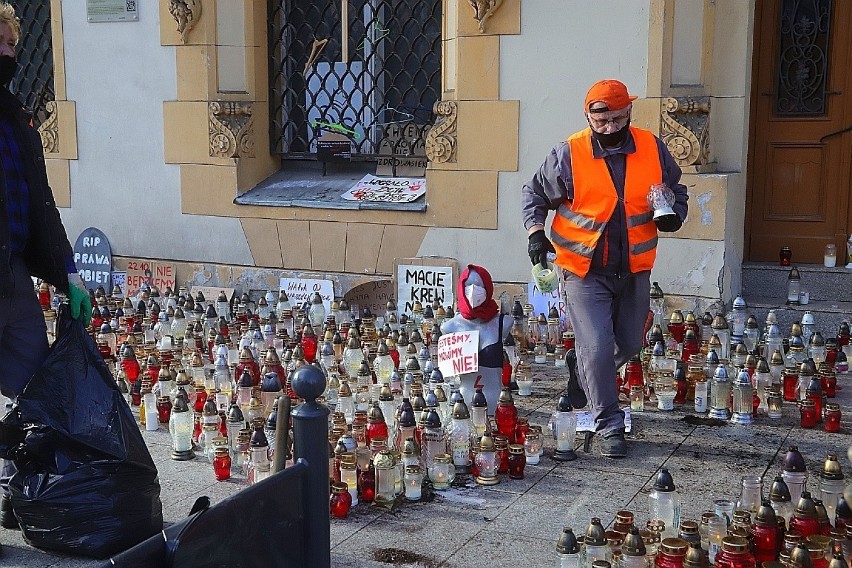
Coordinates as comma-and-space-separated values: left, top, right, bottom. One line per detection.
269, 0, 441, 159
10, 1, 54, 126
775, 0, 832, 116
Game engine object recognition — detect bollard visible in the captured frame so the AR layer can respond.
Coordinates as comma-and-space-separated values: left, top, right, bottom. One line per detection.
290, 365, 331, 568
272, 395, 292, 473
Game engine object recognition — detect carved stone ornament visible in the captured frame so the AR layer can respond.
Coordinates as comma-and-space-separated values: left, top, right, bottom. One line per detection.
38, 100, 59, 154
209, 101, 255, 159
660, 97, 712, 170
169, 0, 202, 44
425, 101, 457, 164
468, 0, 503, 33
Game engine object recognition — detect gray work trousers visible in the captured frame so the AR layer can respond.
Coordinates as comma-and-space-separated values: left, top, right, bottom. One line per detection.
561, 269, 650, 436
0, 256, 51, 495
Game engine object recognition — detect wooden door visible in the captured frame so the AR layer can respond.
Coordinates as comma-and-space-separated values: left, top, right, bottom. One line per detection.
747, 0, 852, 263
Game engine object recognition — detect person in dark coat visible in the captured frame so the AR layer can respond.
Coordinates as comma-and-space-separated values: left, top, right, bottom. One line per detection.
0, 3, 91, 541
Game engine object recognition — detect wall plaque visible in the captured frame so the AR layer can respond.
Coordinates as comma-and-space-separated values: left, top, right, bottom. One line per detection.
87, 0, 139, 23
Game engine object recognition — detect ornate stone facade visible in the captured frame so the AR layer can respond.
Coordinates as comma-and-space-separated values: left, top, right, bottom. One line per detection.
468, 0, 503, 33
660, 96, 713, 172
209, 102, 255, 159
38, 100, 59, 154
425, 101, 457, 164
169, 0, 202, 44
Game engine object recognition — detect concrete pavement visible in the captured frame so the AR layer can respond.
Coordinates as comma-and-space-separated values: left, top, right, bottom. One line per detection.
1, 362, 849, 567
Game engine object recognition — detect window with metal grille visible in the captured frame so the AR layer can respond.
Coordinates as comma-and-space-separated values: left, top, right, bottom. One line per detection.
11, 1, 54, 127
269, 0, 442, 162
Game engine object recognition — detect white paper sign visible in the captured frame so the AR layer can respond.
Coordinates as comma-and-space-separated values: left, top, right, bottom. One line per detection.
437, 331, 480, 377
111, 272, 126, 297
397, 264, 454, 315
527, 280, 568, 328
342, 174, 426, 203
279, 278, 335, 314
575, 408, 632, 433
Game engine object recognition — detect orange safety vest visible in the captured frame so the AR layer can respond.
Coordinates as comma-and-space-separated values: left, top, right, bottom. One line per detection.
551, 126, 662, 278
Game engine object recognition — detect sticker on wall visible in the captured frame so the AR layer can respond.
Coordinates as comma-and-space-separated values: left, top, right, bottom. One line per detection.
342, 174, 426, 203
87, 0, 139, 22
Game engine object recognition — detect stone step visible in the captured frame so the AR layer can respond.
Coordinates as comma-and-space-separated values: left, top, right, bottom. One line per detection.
745, 299, 852, 336
741, 262, 852, 304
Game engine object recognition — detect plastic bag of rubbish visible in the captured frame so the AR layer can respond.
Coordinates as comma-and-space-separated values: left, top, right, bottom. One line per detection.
0, 305, 163, 559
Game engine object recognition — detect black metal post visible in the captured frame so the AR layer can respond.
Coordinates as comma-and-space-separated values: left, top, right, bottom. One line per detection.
273, 395, 292, 473
290, 365, 330, 568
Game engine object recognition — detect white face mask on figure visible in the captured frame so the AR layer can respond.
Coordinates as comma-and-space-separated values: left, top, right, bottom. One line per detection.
464, 284, 487, 308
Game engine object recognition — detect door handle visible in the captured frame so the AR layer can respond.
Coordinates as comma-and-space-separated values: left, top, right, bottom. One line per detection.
820, 125, 852, 143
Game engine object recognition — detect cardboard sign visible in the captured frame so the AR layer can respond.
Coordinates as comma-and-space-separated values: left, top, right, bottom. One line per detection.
112, 272, 127, 298
376, 121, 429, 177
279, 277, 334, 314
189, 286, 236, 306
73, 227, 112, 291
437, 331, 479, 377
343, 279, 394, 318
341, 174, 426, 203
527, 280, 568, 328
126, 260, 176, 297
395, 258, 456, 315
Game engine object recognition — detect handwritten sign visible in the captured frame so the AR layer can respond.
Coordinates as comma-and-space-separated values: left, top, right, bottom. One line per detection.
73, 227, 112, 290
126, 260, 176, 297
437, 331, 479, 377
376, 122, 429, 177
342, 174, 426, 203
528, 280, 568, 328
112, 272, 126, 298
343, 280, 394, 318
279, 277, 334, 314
396, 260, 455, 315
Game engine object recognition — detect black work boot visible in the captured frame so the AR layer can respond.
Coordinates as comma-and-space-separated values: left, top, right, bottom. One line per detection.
564, 348, 588, 409
600, 430, 627, 458
0, 494, 18, 529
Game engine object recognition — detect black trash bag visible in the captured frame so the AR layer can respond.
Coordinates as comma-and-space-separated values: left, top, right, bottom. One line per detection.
0, 305, 163, 559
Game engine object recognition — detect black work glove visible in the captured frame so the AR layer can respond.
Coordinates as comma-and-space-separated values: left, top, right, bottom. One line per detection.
528, 230, 556, 267
655, 214, 683, 233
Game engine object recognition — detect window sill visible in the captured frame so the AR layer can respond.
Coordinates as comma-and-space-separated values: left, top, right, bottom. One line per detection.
234, 160, 427, 212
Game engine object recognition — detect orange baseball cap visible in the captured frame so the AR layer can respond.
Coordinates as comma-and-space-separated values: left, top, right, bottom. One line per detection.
584, 80, 638, 112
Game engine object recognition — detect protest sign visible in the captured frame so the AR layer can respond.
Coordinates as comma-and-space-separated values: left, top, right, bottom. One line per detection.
343, 279, 394, 318
341, 174, 426, 203
279, 277, 334, 314
395, 257, 456, 315
126, 260, 176, 298
527, 279, 568, 328
437, 331, 479, 377
73, 227, 112, 290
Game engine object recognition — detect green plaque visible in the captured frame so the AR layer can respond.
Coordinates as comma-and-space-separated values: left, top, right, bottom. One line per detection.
87, 0, 139, 23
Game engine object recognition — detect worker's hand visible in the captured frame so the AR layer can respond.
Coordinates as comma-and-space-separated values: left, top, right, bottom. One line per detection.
528, 230, 556, 267
655, 214, 683, 233
67, 273, 92, 328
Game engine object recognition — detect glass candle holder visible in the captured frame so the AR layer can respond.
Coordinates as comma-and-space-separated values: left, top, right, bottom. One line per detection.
824, 244, 837, 268
330, 481, 353, 519
428, 454, 455, 490
800, 400, 818, 429
780, 247, 792, 266
213, 447, 232, 481
404, 465, 423, 501
524, 431, 541, 465
823, 403, 841, 433
630, 385, 645, 412
507, 444, 526, 480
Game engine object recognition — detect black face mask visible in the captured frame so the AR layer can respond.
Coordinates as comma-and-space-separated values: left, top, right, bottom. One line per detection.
0, 55, 16, 86
590, 120, 631, 148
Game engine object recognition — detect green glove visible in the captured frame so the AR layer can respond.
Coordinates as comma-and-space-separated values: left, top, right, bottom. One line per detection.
67, 274, 92, 328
